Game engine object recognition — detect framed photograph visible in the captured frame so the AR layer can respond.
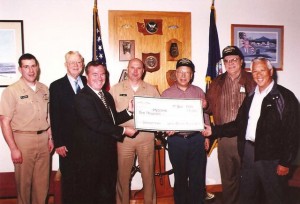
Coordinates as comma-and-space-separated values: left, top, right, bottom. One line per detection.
119, 40, 135, 61
0, 20, 24, 87
231, 24, 284, 70
118, 69, 128, 82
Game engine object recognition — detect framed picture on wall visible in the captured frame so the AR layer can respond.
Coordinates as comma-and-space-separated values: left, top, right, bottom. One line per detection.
119, 40, 135, 61
231, 24, 284, 70
118, 69, 128, 82
0, 20, 24, 87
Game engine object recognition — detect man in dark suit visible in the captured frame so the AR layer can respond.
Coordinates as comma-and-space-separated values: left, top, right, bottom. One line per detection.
49, 51, 87, 204
72, 61, 137, 204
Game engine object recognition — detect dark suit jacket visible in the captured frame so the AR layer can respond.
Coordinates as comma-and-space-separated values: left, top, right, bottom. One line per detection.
49, 75, 87, 204
49, 75, 87, 150
72, 86, 132, 203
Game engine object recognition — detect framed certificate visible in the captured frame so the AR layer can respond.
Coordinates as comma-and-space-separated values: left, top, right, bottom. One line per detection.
134, 96, 204, 131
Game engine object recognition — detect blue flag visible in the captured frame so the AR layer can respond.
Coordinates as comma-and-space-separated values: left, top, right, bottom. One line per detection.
206, 4, 222, 91
93, 2, 106, 64
206, 4, 222, 156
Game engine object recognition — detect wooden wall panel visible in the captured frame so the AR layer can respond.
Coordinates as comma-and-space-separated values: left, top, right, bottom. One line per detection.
109, 10, 191, 93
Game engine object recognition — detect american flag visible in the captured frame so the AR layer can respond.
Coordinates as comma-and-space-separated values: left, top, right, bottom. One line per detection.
93, 1, 106, 64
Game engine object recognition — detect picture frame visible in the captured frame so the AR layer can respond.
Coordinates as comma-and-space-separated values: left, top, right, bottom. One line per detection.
0, 20, 24, 87
231, 24, 284, 70
118, 69, 128, 82
119, 40, 135, 61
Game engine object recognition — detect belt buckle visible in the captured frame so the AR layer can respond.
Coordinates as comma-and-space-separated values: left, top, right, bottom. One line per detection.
37, 130, 43, 134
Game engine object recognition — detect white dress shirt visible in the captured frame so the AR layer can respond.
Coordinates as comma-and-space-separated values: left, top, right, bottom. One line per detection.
67, 75, 84, 94
245, 81, 274, 142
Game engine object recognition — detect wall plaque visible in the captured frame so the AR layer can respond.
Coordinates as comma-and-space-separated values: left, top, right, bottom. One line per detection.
142, 53, 160, 72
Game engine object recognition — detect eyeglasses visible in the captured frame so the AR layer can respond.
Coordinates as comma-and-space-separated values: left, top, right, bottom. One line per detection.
68, 61, 83, 66
176, 71, 192, 76
223, 58, 240, 64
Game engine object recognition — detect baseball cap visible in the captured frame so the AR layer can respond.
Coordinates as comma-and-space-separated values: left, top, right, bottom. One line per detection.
176, 58, 195, 72
221, 46, 244, 59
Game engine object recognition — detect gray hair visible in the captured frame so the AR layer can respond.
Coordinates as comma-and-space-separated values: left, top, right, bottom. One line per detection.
65, 51, 84, 62
250, 57, 273, 70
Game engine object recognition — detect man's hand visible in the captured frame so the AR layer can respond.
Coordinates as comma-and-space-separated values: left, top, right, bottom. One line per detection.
166, 131, 175, 136
202, 124, 212, 137
11, 148, 22, 164
201, 99, 208, 109
56, 146, 69, 157
277, 165, 289, 176
124, 127, 137, 137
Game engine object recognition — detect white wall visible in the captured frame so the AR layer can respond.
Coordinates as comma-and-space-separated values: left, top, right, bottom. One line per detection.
1, 0, 300, 187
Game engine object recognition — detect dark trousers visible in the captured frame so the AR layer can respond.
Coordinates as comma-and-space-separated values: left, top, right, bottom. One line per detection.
167, 133, 206, 204
217, 137, 240, 204
240, 141, 288, 204
59, 155, 76, 204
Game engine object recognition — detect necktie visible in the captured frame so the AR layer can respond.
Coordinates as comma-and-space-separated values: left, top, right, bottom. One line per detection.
75, 80, 81, 94
98, 91, 109, 110
98, 91, 115, 124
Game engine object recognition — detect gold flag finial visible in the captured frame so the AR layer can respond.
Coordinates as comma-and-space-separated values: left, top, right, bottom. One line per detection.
211, 0, 215, 9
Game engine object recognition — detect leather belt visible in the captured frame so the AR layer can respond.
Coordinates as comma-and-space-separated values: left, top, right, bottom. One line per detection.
14, 130, 47, 135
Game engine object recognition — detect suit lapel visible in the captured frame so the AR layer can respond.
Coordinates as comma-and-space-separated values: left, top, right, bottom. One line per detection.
85, 86, 114, 122
62, 75, 76, 95
63, 75, 87, 95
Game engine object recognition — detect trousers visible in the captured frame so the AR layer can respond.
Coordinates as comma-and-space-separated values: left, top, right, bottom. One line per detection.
167, 132, 206, 204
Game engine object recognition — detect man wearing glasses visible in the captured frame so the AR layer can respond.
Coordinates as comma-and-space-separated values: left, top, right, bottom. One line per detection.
162, 58, 209, 203
206, 46, 256, 204
49, 51, 87, 203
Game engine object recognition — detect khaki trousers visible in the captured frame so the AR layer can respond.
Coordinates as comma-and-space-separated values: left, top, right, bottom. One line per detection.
116, 134, 156, 204
14, 132, 50, 204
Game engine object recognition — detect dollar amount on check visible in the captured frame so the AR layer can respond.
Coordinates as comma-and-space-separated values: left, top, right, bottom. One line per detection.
134, 96, 204, 131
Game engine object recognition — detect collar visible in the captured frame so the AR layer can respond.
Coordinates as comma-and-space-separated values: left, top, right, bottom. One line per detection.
122, 79, 147, 91
67, 74, 82, 83
19, 78, 41, 92
174, 82, 191, 92
254, 80, 274, 95
87, 84, 103, 96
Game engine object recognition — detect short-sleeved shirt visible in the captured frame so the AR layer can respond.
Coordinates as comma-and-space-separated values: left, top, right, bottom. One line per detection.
0, 78, 50, 131
161, 83, 209, 124
110, 79, 160, 128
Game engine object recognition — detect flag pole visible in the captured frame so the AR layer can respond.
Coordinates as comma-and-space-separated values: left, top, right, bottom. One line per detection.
93, 0, 97, 60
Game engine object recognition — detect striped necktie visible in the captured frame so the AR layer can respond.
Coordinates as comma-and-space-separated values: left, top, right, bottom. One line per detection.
98, 91, 115, 124
98, 91, 109, 110
75, 80, 81, 94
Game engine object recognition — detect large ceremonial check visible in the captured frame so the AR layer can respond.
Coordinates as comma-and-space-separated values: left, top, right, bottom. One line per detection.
134, 96, 204, 131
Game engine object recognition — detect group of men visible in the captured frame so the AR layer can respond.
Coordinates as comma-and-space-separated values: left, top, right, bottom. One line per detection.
0, 45, 298, 204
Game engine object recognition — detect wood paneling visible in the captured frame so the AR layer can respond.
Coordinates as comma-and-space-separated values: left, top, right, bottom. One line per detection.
109, 10, 191, 93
